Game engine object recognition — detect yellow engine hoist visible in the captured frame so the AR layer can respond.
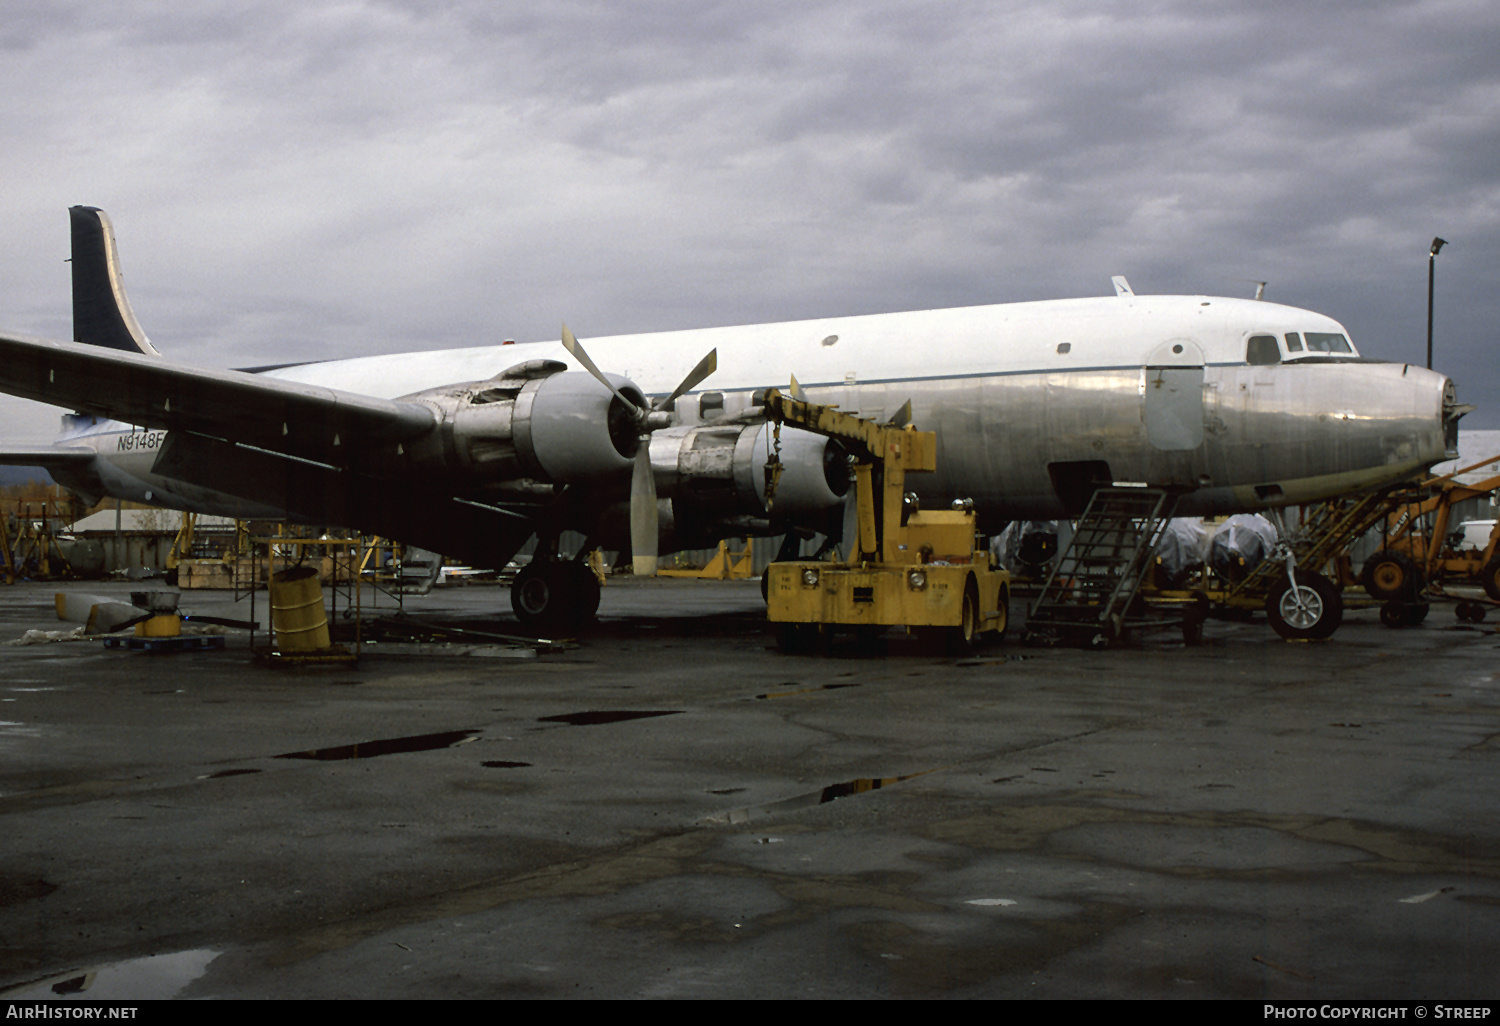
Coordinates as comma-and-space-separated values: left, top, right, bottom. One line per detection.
759, 385, 1010, 654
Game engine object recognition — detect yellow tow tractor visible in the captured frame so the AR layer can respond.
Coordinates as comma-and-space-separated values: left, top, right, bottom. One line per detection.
760, 385, 1010, 654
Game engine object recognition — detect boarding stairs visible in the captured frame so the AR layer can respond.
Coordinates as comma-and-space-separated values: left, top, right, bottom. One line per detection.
1024, 487, 1180, 646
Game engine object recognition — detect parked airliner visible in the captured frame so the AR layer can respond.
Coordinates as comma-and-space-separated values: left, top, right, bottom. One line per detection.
0, 207, 1465, 628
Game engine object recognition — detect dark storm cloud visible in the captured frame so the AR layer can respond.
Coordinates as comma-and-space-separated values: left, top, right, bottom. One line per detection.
0, 0, 1497, 442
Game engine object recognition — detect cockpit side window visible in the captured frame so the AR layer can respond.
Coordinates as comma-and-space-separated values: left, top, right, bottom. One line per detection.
1246, 334, 1281, 365
1304, 332, 1352, 354
1285, 332, 1304, 352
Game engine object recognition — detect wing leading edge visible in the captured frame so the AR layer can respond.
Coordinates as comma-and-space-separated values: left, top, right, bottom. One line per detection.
0, 331, 435, 465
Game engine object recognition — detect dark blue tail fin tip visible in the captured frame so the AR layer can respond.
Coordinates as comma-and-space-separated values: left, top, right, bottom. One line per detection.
69, 205, 159, 357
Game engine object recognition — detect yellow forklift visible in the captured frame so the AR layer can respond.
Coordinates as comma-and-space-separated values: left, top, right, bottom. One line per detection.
760, 386, 1010, 654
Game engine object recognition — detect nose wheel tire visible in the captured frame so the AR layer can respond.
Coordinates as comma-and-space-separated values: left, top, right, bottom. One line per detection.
1265, 570, 1342, 641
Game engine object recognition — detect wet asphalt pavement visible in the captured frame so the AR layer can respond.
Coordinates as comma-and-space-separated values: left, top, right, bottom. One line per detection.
1, 576, 1498, 999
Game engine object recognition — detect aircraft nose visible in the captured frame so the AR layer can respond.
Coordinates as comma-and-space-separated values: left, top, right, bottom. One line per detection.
1441, 376, 1473, 460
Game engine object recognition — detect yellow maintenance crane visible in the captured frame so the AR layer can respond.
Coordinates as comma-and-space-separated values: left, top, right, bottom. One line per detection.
760, 385, 1010, 654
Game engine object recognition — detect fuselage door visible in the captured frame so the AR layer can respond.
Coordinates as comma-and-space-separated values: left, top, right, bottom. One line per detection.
1142, 338, 1205, 451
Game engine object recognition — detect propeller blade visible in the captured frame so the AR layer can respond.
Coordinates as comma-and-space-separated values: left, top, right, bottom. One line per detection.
561, 323, 647, 417
887, 399, 913, 427
630, 442, 659, 577
654, 348, 718, 411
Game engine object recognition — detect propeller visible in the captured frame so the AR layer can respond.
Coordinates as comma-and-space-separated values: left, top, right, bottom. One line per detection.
561, 324, 717, 576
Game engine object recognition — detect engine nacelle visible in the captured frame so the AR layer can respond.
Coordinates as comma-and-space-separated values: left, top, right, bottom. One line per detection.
653, 421, 849, 522
374, 359, 646, 484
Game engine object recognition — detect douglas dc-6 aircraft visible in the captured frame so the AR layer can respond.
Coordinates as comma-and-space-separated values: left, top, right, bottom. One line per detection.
0, 207, 1467, 629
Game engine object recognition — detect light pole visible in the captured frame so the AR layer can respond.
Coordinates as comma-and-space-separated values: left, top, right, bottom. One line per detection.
1427, 236, 1447, 370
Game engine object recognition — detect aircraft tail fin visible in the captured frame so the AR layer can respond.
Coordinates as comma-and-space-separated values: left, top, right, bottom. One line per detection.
69, 206, 160, 357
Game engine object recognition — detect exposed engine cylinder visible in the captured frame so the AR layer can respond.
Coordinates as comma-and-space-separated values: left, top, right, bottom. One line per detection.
652, 421, 849, 522
385, 360, 646, 484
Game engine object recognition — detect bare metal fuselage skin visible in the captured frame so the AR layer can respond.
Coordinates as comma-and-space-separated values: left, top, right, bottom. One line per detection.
51, 293, 1453, 538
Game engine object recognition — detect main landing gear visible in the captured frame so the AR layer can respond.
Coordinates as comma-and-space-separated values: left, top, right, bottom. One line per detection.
511, 558, 601, 634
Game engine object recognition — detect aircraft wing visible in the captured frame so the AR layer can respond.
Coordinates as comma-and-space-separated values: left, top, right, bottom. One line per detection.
0, 331, 435, 464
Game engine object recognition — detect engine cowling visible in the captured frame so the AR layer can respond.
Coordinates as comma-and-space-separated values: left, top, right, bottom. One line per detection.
653, 420, 849, 522
370, 359, 647, 484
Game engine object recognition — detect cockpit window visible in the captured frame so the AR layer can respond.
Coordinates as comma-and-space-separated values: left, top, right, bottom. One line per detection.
1285, 332, 1304, 352
1304, 331, 1352, 353
1246, 335, 1281, 365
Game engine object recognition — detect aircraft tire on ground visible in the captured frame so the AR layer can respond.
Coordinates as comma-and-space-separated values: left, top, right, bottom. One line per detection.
511, 562, 554, 629
511, 561, 599, 632
565, 561, 602, 623
1266, 570, 1343, 641
1482, 555, 1500, 602
1361, 550, 1421, 601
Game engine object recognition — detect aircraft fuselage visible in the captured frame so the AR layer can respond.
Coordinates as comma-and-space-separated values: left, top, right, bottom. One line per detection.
51, 293, 1455, 539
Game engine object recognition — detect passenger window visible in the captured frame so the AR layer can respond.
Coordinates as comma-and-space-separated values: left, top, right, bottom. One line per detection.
1285, 332, 1304, 352
1246, 335, 1281, 365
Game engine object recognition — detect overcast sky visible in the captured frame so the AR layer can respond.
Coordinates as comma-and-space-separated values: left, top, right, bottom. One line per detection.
1, 0, 1497, 446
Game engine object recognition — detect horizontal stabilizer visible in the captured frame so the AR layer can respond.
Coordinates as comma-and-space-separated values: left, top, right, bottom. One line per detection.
0, 445, 98, 468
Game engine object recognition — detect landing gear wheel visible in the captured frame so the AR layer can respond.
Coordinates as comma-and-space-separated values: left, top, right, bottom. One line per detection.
564, 561, 602, 622
1266, 570, 1343, 641
511, 562, 557, 629
1405, 601, 1430, 626
511, 561, 599, 633
1362, 551, 1421, 601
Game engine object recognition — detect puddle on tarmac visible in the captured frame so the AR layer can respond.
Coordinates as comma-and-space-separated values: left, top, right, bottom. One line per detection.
755, 682, 860, 699
537, 711, 681, 726
276, 729, 480, 760
203, 768, 262, 779
703, 770, 936, 825
0, 949, 220, 1000
482, 760, 532, 768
